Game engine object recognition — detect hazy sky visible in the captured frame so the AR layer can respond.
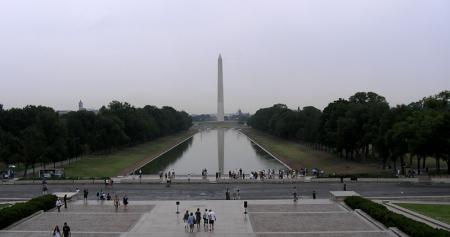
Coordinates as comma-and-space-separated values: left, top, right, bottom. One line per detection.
1, 0, 449, 114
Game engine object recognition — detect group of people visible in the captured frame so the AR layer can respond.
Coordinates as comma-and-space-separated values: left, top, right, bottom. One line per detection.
225, 187, 240, 200
183, 208, 216, 232
249, 168, 312, 180
96, 190, 111, 200
210, 168, 319, 180
160, 169, 176, 180
96, 190, 129, 210
52, 222, 70, 237
201, 168, 208, 178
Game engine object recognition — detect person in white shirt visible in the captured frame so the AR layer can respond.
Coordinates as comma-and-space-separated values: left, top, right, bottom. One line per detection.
56, 198, 63, 212
207, 209, 216, 231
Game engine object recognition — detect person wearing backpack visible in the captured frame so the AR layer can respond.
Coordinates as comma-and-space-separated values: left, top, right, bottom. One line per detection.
195, 208, 201, 230
202, 209, 209, 230
183, 210, 189, 231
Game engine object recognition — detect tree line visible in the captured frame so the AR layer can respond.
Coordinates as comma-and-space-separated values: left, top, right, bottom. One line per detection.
247, 91, 450, 174
0, 101, 192, 176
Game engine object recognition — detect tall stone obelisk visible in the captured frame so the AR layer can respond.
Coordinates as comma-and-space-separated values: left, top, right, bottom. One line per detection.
217, 54, 225, 121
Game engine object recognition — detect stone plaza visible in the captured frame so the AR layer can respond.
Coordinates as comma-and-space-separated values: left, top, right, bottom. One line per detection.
1, 198, 398, 237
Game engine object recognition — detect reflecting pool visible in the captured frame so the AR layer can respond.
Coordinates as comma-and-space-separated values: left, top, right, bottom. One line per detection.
139, 128, 285, 175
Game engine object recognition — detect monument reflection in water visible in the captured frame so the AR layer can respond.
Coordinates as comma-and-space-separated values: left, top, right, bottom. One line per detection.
139, 128, 285, 175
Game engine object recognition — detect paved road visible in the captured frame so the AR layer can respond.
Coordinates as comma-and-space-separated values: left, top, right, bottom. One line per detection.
1, 182, 450, 200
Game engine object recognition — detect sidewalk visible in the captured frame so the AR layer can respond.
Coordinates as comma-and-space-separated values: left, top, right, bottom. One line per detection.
7, 174, 450, 185
1, 199, 396, 237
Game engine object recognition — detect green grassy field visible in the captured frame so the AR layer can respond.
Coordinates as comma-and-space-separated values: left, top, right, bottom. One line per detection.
0, 203, 11, 209
395, 203, 450, 224
63, 130, 196, 178
241, 128, 388, 175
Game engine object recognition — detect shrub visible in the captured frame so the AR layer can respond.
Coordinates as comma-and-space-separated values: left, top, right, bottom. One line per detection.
0, 194, 57, 229
344, 196, 450, 237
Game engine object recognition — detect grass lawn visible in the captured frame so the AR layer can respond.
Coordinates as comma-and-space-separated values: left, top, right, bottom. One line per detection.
395, 203, 450, 224
241, 128, 388, 175
0, 203, 11, 209
63, 130, 197, 178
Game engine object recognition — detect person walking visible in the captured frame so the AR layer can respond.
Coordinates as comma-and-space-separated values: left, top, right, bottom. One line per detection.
123, 194, 129, 209
56, 198, 63, 212
188, 212, 196, 232
195, 208, 201, 230
203, 209, 209, 230
292, 187, 298, 202
183, 210, 189, 231
53, 225, 61, 237
114, 194, 120, 211
237, 187, 241, 200
62, 222, 71, 237
208, 209, 216, 231
225, 188, 230, 200
42, 184, 48, 195
63, 195, 68, 209
83, 189, 88, 202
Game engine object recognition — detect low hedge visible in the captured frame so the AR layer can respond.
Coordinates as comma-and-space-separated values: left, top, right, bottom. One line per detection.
0, 194, 57, 229
344, 196, 450, 237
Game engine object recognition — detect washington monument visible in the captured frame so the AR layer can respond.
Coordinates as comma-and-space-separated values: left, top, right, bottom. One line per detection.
217, 54, 225, 121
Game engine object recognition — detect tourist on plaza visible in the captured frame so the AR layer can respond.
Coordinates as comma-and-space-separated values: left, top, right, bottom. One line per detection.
63, 194, 67, 209
83, 189, 88, 202
195, 208, 201, 229
123, 194, 129, 208
107, 193, 111, 200
56, 198, 63, 212
96, 191, 100, 200
114, 194, 120, 211
236, 187, 240, 200
292, 187, 298, 202
183, 210, 189, 230
225, 188, 230, 200
343, 183, 347, 191
52, 225, 61, 237
203, 209, 209, 229
313, 190, 317, 199
62, 222, 71, 237
188, 212, 196, 232
208, 209, 216, 231
42, 184, 48, 195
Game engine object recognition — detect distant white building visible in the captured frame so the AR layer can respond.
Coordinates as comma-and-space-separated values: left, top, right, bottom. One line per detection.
78, 100, 85, 111
58, 100, 98, 115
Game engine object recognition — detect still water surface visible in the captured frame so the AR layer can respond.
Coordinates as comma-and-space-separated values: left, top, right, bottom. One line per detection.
140, 128, 285, 175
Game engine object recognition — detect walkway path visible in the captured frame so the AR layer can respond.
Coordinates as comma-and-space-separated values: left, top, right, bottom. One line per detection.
1, 199, 397, 237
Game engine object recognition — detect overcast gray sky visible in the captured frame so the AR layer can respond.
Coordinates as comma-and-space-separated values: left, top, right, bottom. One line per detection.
0, 0, 449, 114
